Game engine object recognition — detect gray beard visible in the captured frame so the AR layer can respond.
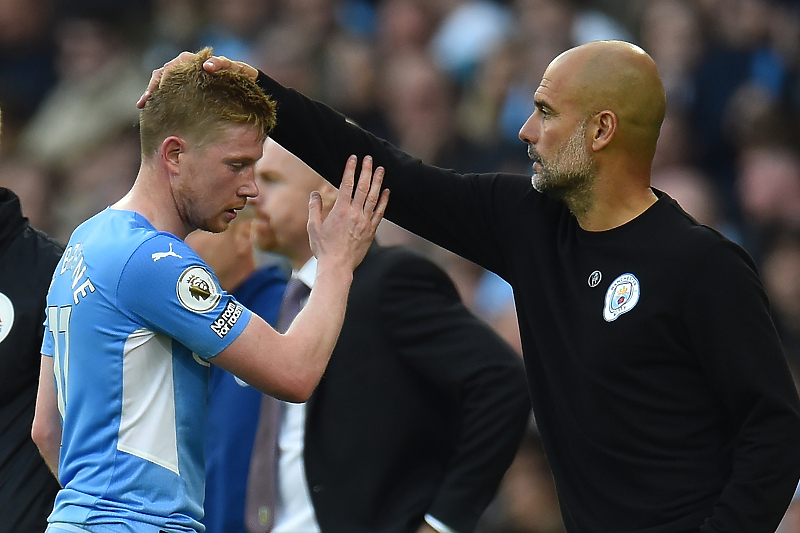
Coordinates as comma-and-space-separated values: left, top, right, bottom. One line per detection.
529, 126, 595, 217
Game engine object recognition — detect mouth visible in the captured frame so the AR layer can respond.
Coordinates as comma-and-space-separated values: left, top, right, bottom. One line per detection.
225, 205, 245, 220
526, 145, 543, 175
527, 145, 542, 162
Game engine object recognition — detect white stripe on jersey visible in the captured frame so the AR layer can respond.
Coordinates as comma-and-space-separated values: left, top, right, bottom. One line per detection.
117, 329, 179, 474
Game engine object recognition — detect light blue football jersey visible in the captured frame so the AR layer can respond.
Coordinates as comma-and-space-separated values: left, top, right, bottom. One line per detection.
41, 208, 253, 533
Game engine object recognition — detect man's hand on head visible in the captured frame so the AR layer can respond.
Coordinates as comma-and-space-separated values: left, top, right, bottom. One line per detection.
136, 52, 259, 109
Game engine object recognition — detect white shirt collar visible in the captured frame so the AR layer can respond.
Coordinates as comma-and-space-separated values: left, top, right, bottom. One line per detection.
294, 256, 317, 289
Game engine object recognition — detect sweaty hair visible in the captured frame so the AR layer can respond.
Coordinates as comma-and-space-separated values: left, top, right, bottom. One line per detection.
139, 48, 276, 157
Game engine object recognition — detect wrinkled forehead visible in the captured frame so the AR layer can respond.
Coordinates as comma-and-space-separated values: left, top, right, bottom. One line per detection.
535, 55, 588, 113
256, 139, 325, 188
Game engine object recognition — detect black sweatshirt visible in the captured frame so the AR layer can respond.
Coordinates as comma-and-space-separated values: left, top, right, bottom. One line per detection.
0, 187, 63, 533
256, 72, 800, 533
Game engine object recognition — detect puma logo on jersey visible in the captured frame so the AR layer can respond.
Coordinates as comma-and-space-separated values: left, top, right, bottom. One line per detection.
152, 243, 182, 262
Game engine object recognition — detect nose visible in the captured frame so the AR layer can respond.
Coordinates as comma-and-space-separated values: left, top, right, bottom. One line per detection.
518, 112, 538, 144
248, 180, 266, 208
241, 170, 259, 199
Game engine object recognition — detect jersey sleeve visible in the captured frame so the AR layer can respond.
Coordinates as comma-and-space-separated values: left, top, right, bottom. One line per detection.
41, 313, 54, 358
116, 235, 252, 360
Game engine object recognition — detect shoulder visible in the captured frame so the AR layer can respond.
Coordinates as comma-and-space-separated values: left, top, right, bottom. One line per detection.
366, 245, 454, 285
670, 202, 754, 268
656, 199, 762, 292
356, 246, 464, 313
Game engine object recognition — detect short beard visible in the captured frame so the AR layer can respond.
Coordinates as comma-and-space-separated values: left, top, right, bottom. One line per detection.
530, 123, 596, 217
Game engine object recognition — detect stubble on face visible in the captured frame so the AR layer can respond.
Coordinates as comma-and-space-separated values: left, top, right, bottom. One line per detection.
530, 121, 596, 218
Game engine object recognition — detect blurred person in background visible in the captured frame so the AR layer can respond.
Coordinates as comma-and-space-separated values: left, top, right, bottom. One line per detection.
651, 165, 724, 231
241, 137, 530, 533
0, 106, 63, 533
141, 0, 205, 71
690, 0, 799, 206
735, 138, 800, 260
476, 431, 565, 533
317, 33, 391, 140
637, 0, 703, 114
186, 206, 288, 533
380, 51, 498, 173
0, 0, 57, 144
0, 158, 57, 234
17, 0, 148, 175
198, 0, 276, 63
374, 0, 439, 58
761, 232, 800, 369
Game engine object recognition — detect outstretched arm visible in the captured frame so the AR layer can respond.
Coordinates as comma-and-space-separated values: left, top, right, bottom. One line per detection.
137, 52, 528, 277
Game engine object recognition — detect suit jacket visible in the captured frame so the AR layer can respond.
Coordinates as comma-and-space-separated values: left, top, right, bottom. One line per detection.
302, 244, 530, 533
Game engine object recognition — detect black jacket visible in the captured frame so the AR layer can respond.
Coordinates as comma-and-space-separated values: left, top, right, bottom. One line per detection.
0, 187, 63, 533
301, 244, 530, 533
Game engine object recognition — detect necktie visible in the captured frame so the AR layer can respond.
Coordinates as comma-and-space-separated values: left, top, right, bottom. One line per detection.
244, 278, 310, 533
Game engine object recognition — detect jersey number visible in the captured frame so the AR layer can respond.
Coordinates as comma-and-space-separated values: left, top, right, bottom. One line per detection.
47, 305, 72, 418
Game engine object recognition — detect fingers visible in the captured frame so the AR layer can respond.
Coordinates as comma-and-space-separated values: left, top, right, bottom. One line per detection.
137, 51, 196, 108
335, 155, 388, 226
308, 190, 323, 233
351, 155, 373, 208
337, 155, 357, 203
363, 165, 385, 215
203, 56, 259, 80
202, 55, 230, 72
345, 155, 385, 214
136, 52, 258, 109
371, 188, 390, 227
137, 67, 163, 108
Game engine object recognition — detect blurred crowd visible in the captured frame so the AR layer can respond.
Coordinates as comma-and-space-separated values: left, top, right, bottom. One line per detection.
2, 0, 800, 531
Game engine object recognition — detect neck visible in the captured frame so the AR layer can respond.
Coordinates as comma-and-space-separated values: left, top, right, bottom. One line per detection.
290, 248, 315, 271
575, 184, 657, 231
218, 258, 257, 293
113, 165, 191, 239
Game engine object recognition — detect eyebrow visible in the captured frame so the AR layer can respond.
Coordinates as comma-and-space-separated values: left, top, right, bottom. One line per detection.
224, 156, 259, 166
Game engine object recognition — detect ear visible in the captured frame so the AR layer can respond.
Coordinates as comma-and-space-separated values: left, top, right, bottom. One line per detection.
160, 136, 186, 174
589, 110, 617, 152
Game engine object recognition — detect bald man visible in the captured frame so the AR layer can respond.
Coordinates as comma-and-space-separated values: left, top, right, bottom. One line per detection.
145, 41, 800, 533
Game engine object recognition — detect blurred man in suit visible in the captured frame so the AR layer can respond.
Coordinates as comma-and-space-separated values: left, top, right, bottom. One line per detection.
243, 138, 530, 533
186, 206, 287, 533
